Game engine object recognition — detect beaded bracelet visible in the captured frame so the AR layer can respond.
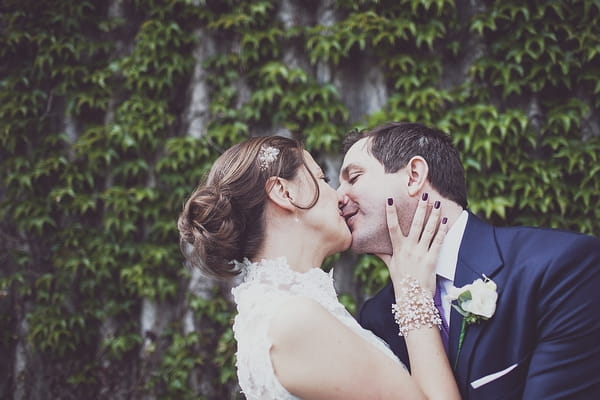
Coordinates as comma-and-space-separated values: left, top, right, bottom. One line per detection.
391, 275, 441, 337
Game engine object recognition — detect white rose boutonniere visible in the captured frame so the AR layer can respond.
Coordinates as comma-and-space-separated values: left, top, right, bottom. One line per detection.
446, 276, 498, 368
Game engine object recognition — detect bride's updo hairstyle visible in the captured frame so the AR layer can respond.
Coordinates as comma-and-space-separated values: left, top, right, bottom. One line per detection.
177, 136, 321, 279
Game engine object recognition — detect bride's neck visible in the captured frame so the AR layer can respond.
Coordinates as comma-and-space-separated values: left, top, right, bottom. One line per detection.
254, 226, 325, 273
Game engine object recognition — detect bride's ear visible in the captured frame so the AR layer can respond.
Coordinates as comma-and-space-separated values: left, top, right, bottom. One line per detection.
406, 156, 429, 197
265, 177, 296, 212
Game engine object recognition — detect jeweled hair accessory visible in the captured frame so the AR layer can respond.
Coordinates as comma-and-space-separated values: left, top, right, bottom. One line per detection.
258, 145, 280, 171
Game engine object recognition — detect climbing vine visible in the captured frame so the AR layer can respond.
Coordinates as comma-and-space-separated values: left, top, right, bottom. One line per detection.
1, 0, 598, 398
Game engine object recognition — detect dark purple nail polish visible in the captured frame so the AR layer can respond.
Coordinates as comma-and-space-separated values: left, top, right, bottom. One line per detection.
434, 200, 441, 209
422, 193, 428, 201
442, 217, 448, 224
387, 197, 393, 206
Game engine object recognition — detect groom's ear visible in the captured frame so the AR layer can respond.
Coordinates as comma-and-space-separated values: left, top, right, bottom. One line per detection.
406, 156, 429, 196
265, 177, 296, 212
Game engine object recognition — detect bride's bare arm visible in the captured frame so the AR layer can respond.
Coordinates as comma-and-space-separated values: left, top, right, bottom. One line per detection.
269, 296, 425, 400
379, 195, 460, 400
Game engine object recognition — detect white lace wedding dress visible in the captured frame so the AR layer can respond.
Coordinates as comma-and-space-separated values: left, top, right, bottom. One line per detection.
231, 257, 403, 400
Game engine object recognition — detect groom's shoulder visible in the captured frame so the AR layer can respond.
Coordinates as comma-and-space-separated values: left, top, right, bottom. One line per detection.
485, 225, 600, 300
465, 212, 598, 263
466, 212, 598, 251
495, 223, 599, 250
491, 223, 600, 268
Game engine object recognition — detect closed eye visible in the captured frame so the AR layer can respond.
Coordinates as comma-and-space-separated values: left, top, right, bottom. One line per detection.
348, 173, 360, 184
321, 175, 330, 183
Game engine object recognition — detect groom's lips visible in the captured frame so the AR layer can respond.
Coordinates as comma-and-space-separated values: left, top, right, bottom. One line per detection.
342, 209, 358, 229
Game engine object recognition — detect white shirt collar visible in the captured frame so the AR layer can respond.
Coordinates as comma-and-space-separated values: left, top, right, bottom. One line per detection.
435, 210, 469, 282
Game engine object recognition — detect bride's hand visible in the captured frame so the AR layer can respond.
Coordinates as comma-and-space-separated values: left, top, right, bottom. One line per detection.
376, 194, 448, 295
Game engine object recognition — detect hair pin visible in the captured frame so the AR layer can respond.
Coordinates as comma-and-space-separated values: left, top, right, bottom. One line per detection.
258, 145, 280, 171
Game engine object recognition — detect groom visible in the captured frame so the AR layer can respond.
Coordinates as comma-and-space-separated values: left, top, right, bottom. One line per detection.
337, 122, 600, 399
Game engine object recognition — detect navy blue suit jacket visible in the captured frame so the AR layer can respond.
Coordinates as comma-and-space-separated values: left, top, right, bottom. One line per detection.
359, 213, 600, 399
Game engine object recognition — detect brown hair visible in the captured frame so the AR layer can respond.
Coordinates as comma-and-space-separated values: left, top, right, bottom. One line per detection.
343, 122, 468, 208
177, 136, 320, 279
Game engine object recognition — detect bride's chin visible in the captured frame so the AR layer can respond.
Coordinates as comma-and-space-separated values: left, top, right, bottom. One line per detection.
337, 233, 352, 253
323, 239, 351, 257
321, 227, 352, 254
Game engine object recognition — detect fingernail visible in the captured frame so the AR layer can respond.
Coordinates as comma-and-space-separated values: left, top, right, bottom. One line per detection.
422, 193, 428, 201
434, 200, 441, 209
387, 197, 393, 206
442, 217, 448, 224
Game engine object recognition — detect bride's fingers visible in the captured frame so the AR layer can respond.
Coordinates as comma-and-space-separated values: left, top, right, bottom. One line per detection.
428, 215, 449, 258
419, 200, 442, 249
385, 197, 403, 254
407, 193, 429, 244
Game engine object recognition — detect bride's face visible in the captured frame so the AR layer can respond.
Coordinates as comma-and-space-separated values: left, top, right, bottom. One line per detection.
293, 151, 352, 255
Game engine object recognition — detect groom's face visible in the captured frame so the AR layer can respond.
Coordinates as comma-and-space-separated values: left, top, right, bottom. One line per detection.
337, 138, 409, 255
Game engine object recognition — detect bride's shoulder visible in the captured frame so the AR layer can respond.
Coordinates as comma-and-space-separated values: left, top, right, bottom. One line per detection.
269, 296, 335, 342
273, 295, 327, 318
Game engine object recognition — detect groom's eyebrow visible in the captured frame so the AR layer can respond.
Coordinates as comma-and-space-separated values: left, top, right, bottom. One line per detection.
340, 163, 361, 180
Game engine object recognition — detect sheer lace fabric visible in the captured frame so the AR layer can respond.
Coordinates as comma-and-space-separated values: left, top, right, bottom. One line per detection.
231, 258, 402, 400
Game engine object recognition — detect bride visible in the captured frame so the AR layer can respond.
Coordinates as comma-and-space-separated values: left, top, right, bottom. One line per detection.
177, 135, 460, 399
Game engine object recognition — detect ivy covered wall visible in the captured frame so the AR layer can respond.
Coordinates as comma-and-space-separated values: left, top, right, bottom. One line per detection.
1, 0, 599, 398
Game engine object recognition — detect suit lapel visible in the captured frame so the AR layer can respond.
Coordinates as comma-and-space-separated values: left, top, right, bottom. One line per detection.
449, 212, 504, 392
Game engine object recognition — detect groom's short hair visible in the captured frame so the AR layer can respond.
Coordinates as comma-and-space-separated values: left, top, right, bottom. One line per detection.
343, 122, 468, 208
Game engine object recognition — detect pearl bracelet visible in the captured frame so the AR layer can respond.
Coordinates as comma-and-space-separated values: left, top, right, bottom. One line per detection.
391, 276, 441, 337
